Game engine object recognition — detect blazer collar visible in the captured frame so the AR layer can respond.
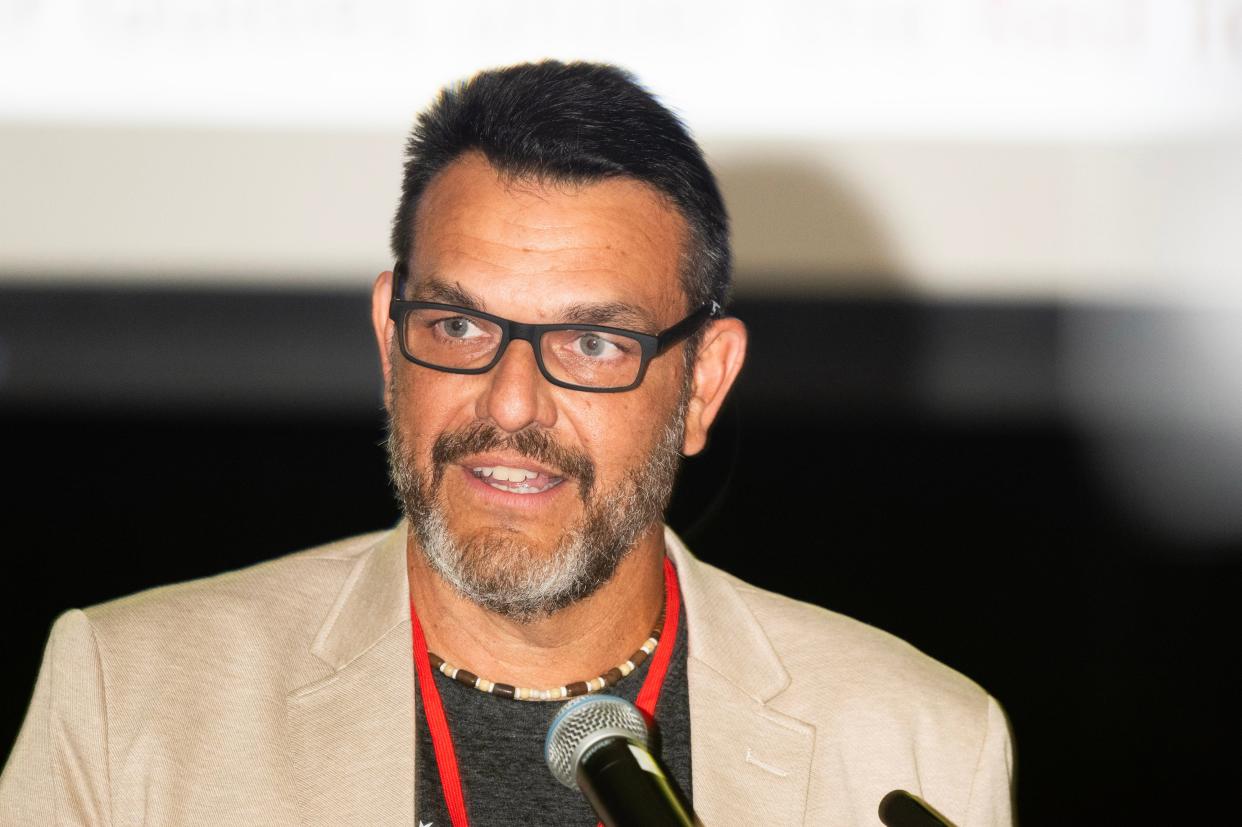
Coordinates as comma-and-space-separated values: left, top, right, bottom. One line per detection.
286, 524, 416, 826
303, 522, 791, 697
666, 527, 817, 826
664, 527, 790, 702
309, 524, 410, 671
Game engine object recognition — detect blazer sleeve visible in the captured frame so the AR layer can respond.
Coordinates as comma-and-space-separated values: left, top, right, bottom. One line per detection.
0, 609, 113, 826
963, 694, 1016, 827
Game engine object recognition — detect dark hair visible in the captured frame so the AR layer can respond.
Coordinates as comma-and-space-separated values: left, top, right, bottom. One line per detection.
389, 60, 731, 311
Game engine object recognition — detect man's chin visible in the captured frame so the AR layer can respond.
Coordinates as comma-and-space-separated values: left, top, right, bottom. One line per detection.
414, 513, 627, 621
451, 526, 562, 574
452, 519, 558, 551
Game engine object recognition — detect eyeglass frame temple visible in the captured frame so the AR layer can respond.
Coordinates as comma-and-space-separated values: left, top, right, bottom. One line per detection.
655, 299, 722, 353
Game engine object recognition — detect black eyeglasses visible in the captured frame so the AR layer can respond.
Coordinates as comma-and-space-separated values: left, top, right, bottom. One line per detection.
388, 263, 721, 392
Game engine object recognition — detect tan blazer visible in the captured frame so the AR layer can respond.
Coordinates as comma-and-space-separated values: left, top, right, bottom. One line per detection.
1, 524, 1013, 826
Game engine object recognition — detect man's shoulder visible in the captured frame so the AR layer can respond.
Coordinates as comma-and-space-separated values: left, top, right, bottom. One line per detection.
683, 553, 995, 724
743, 574, 983, 698
75, 528, 393, 668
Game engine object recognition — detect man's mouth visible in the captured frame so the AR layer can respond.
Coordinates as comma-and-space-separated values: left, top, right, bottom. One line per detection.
433, 423, 595, 499
469, 464, 565, 495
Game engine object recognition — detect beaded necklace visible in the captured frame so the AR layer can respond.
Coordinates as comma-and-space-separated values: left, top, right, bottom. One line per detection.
427, 626, 661, 701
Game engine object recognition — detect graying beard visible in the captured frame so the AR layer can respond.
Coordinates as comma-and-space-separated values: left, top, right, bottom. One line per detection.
414, 508, 599, 621
387, 417, 682, 622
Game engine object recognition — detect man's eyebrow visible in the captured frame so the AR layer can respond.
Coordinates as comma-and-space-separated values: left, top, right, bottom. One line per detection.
408, 277, 485, 310
407, 275, 659, 331
559, 301, 659, 332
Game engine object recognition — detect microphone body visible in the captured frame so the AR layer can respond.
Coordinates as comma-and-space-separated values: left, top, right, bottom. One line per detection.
575, 736, 692, 827
545, 695, 693, 827
878, 789, 957, 827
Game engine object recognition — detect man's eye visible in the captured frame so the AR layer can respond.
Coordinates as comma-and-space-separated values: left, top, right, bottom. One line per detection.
575, 333, 627, 358
436, 317, 481, 338
578, 334, 605, 356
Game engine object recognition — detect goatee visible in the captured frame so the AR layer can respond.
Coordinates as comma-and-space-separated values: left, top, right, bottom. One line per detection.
386, 411, 684, 622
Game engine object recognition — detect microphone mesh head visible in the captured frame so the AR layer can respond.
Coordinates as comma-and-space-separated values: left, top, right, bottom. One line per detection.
544, 695, 649, 788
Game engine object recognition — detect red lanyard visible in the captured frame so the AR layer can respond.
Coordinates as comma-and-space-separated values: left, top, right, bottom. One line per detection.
409, 556, 682, 827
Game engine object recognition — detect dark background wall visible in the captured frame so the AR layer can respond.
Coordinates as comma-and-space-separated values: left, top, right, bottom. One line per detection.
2, 285, 1238, 824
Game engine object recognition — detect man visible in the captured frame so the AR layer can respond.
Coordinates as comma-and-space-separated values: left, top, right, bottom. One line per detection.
1, 61, 1013, 825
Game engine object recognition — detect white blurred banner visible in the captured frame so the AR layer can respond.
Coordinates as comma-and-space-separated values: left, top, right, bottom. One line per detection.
3, 0, 1241, 135
1, 0, 1240, 298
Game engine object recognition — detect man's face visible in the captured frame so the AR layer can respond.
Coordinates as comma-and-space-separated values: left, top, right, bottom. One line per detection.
381, 153, 695, 620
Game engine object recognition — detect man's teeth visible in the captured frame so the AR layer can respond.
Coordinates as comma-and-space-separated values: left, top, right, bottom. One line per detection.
474, 465, 539, 482
470, 465, 561, 494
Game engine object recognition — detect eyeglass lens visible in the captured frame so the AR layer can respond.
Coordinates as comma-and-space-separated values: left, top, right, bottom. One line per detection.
401, 307, 645, 389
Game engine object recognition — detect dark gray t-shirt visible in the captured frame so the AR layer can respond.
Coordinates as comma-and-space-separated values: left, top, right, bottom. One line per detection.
414, 603, 692, 826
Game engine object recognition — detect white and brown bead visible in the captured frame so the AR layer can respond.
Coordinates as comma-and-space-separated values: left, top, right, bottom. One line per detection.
426, 625, 663, 702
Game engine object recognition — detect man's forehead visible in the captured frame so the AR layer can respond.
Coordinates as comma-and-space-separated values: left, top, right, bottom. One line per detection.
407, 153, 690, 320
414, 154, 683, 244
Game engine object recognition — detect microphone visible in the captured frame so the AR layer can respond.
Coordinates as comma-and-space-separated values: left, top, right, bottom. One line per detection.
545, 695, 693, 827
878, 789, 957, 827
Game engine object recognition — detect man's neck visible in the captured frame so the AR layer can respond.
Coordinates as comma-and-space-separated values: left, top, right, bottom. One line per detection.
405, 526, 668, 689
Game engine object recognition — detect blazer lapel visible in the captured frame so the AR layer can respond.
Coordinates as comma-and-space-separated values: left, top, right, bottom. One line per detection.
286, 525, 417, 826
667, 529, 816, 826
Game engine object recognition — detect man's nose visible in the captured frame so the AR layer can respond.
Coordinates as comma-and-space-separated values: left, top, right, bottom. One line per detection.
476, 339, 558, 433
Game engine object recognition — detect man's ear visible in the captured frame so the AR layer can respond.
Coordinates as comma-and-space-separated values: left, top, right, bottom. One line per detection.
681, 317, 747, 456
371, 269, 396, 407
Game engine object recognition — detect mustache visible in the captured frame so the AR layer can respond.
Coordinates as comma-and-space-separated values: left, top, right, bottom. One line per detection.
431, 422, 596, 497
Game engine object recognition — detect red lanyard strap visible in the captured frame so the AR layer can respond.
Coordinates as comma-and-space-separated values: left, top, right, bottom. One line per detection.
636, 557, 680, 722
409, 557, 682, 827
409, 593, 471, 827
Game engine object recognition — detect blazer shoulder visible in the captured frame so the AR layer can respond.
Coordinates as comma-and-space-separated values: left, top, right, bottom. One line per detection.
78, 528, 392, 661
726, 572, 995, 718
